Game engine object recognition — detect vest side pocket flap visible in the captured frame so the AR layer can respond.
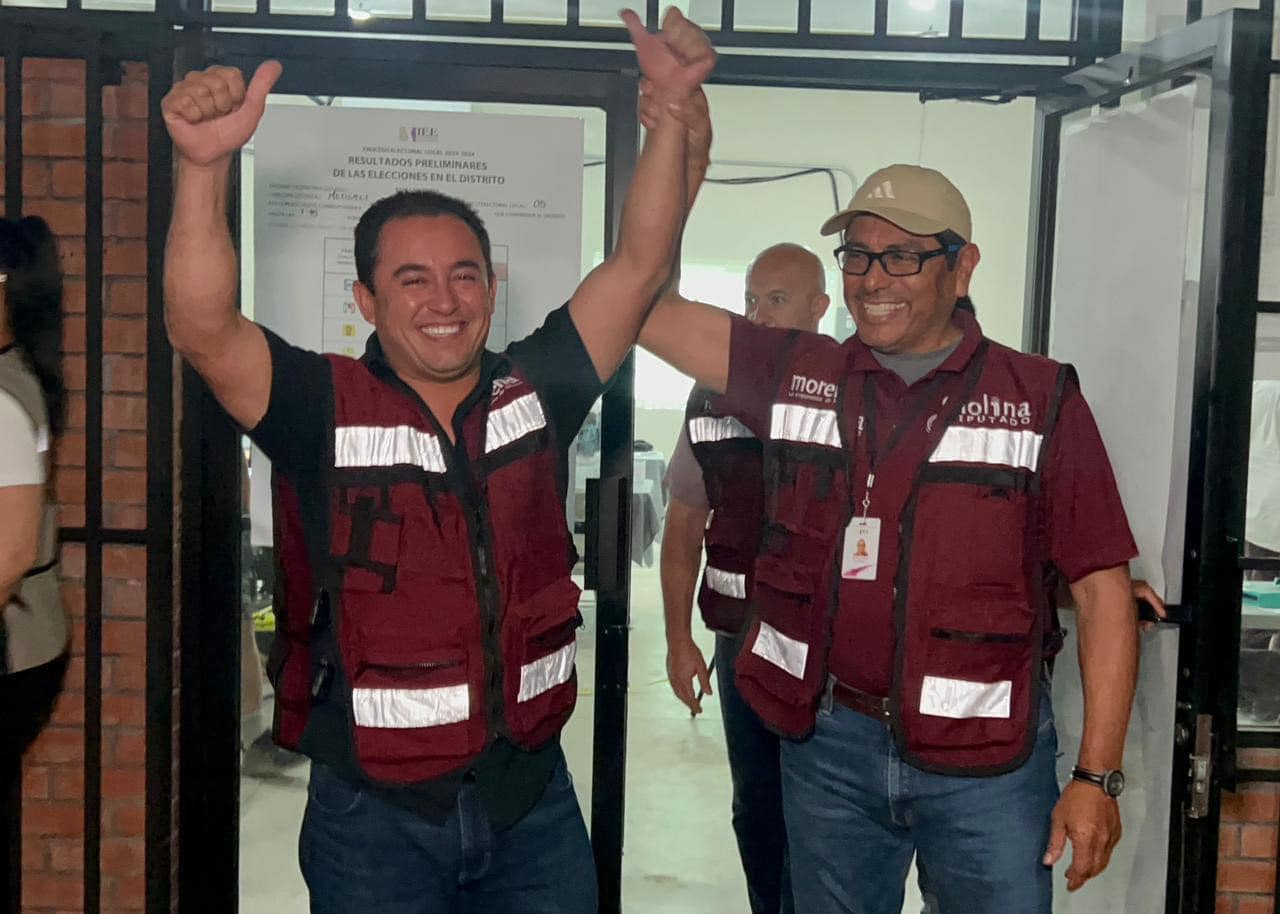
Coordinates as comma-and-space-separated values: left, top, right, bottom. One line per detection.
753, 555, 816, 596
508, 576, 583, 630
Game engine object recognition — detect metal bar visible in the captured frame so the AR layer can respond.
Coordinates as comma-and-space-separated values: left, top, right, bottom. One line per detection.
491, 0, 503, 26
1022, 100, 1061, 355
1259, 300, 1280, 313
412, 0, 425, 24
1241, 557, 1280, 571
1236, 769, 1280, 783
797, 0, 811, 37
144, 29, 177, 914
257, 0, 269, 16
874, 0, 889, 37
4, 42, 21, 218
335, 0, 349, 25
82, 33, 104, 914
1187, 0, 1203, 24
646, 0, 658, 29
722, 0, 735, 32
949, 0, 965, 40
1025, 0, 1041, 41
590, 71, 637, 914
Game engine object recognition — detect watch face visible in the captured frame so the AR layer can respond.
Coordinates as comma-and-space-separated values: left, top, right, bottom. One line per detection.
1104, 770, 1126, 797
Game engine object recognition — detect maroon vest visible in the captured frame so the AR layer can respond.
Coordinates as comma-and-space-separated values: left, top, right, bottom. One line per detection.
269, 357, 580, 785
734, 332, 1071, 776
685, 387, 765, 635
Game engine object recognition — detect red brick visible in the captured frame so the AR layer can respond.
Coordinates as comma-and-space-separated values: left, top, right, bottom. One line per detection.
62, 277, 87, 314
102, 765, 146, 799
105, 199, 147, 239
101, 838, 145, 876
109, 730, 146, 768
104, 545, 146, 579
54, 467, 85, 506
24, 122, 86, 158
22, 839, 47, 873
1219, 860, 1274, 893
23, 873, 82, 908
112, 433, 147, 469
52, 764, 84, 803
103, 620, 145, 658
22, 160, 51, 197
69, 619, 85, 654
24, 59, 86, 82
1239, 749, 1280, 771
1222, 788, 1280, 824
110, 872, 146, 908
60, 504, 87, 528
55, 432, 86, 469
1215, 894, 1233, 914
104, 162, 147, 200
106, 504, 147, 529
62, 354, 87, 393
106, 278, 147, 315
103, 695, 147, 731
48, 839, 84, 874
22, 801, 83, 837
103, 469, 146, 504
105, 239, 147, 276
1242, 824, 1277, 859
60, 581, 86, 616
105, 578, 146, 619
51, 160, 86, 198
62, 314, 86, 352
50, 81, 86, 118
1239, 896, 1276, 914
106, 802, 145, 837
105, 318, 147, 354
59, 235, 86, 276
22, 80, 49, 117
26, 198, 85, 236
105, 394, 146, 431
105, 122, 147, 161
106, 354, 147, 392
107, 658, 146, 692
59, 543, 86, 578
1221, 824, 1241, 857
65, 391, 87, 428
49, 688, 85, 726
23, 766, 50, 801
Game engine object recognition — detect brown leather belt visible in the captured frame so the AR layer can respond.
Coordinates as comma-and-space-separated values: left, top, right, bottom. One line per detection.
831, 679, 891, 721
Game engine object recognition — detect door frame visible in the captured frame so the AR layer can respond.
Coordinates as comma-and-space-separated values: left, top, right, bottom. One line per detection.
174, 31, 640, 914
1022, 10, 1272, 912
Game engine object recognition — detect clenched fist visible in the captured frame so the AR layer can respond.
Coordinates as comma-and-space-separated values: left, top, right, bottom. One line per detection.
161, 61, 282, 167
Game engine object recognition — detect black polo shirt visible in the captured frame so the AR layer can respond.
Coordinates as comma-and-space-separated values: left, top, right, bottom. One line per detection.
249, 304, 603, 829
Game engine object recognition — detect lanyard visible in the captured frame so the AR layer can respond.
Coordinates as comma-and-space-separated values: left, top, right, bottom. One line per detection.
854, 346, 988, 518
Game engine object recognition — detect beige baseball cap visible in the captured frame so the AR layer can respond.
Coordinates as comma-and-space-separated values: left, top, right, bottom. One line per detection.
820, 164, 972, 241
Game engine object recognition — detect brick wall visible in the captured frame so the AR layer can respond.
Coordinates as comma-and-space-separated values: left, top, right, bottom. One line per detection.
1218, 748, 1280, 913
1, 57, 154, 914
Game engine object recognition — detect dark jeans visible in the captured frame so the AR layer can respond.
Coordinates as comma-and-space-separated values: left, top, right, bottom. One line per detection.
299, 748, 596, 914
781, 689, 1059, 914
0, 652, 68, 761
716, 633, 794, 914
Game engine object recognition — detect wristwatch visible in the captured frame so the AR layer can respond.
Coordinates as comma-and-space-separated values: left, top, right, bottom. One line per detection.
1071, 766, 1125, 798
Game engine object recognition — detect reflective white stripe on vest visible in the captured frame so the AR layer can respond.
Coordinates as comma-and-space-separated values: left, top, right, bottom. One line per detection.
689, 415, 756, 444
486, 392, 547, 453
704, 566, 747, 599
352, 685, 470, 729
770, 403, 841, 448
335, 425, 446, 473
751, 621, 808, 679
929, 426, 1044, 472
919, 675, 1012, 720
518, 640, 577, 702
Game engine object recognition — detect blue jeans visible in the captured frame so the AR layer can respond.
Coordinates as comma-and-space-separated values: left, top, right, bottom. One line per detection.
299, 750, 596, 914
716, 633, 794, 914
781, 689, 1059, 914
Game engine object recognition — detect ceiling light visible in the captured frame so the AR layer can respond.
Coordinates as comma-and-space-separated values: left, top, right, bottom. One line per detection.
350, 5, 373, 21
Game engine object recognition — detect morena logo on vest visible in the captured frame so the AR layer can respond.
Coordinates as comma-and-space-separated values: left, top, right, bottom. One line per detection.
957, 393, 1033, 427
788, 374, 839, 405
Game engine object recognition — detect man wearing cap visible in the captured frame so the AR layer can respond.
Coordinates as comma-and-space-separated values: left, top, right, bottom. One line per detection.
640, 163, 1140, 913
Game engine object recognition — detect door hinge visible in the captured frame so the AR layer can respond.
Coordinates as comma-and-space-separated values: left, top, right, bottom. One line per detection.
1188, 713, 1213, 820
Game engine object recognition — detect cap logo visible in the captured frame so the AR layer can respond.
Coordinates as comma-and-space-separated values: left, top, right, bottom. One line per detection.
866, 180, 896, 200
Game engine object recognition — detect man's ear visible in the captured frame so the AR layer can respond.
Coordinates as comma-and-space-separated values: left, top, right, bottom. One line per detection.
353, 280, 377, 325
954, 244, 981, 297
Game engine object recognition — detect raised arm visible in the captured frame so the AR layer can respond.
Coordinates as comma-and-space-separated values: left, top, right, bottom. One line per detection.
162, 62, 281, 429
568, 9, 716, 382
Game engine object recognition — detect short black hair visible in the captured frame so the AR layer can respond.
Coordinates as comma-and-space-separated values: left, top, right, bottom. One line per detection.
353, 190, 494, 292
955, 295, 976, 315
1, 216, 66, 437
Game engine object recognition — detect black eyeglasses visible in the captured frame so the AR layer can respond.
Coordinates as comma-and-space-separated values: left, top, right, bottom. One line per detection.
833, 244, 962, 277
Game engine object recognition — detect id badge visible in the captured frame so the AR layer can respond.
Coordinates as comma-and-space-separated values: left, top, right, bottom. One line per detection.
841, 517, 881, 581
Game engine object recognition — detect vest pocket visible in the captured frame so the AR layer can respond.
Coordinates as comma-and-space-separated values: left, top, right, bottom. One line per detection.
330, 486, 404, 593
503, 576, 582, 748
913, 483, 1029, 588
766, 456, 847, 540
347, 643, 484, 781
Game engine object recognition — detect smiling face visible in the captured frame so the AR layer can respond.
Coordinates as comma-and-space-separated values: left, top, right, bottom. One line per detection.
841, 214, 979, 355
353, 213, 497, 388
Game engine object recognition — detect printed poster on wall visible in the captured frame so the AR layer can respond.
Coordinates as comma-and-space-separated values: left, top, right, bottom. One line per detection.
248, 104, 584, 544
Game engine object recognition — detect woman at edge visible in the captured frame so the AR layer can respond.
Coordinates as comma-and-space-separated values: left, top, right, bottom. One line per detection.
0, 215, 70, 772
